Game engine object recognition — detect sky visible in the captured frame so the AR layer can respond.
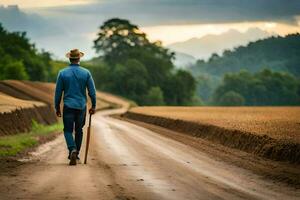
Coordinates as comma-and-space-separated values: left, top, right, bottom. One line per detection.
0, 0, 300, 59
0, 0, 92, 8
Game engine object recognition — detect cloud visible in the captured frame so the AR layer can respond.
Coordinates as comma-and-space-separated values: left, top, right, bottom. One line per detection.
0, 0, 93, 8
33, 0, 300, 26
2, 1, 300, 59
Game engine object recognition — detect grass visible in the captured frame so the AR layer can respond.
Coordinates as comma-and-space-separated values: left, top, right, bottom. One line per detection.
0, 121, 62, 156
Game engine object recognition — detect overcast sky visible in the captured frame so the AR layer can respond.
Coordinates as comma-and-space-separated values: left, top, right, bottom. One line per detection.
1, 0, 300, 59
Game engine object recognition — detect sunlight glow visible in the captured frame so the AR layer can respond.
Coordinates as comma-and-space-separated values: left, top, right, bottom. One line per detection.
140, 21, 300, 45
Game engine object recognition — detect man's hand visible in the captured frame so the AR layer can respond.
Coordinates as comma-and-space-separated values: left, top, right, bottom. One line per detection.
89, 108, 96, 115
56, 109, 62, 117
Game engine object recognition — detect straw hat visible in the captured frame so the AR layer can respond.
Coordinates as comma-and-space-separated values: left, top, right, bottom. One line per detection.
66, 49, 84, 59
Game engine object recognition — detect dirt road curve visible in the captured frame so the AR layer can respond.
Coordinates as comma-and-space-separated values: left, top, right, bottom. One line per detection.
1, 108, 299, 200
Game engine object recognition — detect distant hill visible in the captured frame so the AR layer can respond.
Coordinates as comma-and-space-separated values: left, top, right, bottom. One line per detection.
172, 52, 196, 68
190, 33, 300, 77
168, 28, 271, 59
0, 5, 60, 38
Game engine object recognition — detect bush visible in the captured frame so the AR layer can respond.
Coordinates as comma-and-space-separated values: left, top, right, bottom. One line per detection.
219, 91, 245, 106
144, 87, 165, 105
4, 60, 29, 80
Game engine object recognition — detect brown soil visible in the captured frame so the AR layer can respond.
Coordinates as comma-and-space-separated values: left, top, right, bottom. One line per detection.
0, 92, 44, 113
0, 93, 57, 136
129, 107, 300, 143
1, 80, 55, 105
1, 110, 299, 199
0, 105, 57, 136
97, 91, 130, 109
0, 82, 34, 101
118, 116, 300, 187
122, 111, 300, 164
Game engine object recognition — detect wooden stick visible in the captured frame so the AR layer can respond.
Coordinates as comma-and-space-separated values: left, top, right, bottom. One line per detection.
84, 114, 92, 164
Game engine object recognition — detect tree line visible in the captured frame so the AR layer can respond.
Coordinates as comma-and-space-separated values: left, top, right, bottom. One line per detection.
190, 33, 300, 106
213, 69, 300, 106
191, 33, 300, 77
0, 20, 197, 106
2, 19, 299, 106
0, 24, 52, 81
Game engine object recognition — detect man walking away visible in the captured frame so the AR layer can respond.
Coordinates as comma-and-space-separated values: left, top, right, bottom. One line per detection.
54, 49, 96, 166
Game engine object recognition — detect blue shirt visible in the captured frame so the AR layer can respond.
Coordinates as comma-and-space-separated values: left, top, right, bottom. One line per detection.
54, 64, 96, 110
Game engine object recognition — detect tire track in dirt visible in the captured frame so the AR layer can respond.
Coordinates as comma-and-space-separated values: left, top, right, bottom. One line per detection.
92, 115, 299, 199
1, 109, 299, 200
122, 112, 300, 164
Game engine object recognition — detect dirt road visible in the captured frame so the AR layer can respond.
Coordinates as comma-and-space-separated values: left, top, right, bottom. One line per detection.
1, 108, 299, 200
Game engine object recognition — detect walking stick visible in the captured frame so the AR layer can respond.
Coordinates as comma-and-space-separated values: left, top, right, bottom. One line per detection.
84, 114, 92, 164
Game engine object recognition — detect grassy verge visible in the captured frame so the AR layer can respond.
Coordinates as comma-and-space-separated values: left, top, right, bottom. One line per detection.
0, 121, 62, 157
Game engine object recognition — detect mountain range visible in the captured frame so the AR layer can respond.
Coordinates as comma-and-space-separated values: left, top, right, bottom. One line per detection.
168, 28, 272, 60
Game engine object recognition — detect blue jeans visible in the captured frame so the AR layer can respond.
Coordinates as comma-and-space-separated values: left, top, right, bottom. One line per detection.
63, 106, 86, 154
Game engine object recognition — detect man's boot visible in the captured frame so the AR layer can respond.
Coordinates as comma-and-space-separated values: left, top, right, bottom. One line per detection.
69, 149, 77, 165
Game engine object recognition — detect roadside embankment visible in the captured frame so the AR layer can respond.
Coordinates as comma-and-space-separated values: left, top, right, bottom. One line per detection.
0, 80, 129, 161
0, 80, 127, 136
0, 122, 62, 157
122, 107, 300, 164
0, 93, 57, 136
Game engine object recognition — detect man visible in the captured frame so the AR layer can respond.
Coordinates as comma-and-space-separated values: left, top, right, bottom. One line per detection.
54, 49, 96, 166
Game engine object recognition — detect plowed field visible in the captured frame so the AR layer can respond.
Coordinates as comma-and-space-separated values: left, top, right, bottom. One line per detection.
129, 106, 300, 142
124, 107, 300, 163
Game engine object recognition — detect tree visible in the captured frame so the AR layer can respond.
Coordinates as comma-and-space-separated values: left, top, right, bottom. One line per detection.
0, 23, 51, 81
110, 59, 149, 104
190, 33, 300, 78
0, 51, 28, 80
94, 18, 173, 64
196, 74, 220, 102
144, 87, 165, 105
92, 18, 196, 106
213, 69, 300, 106
164, 70, 196, 105
4, 60, 28, 80
218, 91, 245, 106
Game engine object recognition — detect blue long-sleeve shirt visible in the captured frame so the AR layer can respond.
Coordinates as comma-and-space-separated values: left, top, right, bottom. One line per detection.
54, 63, 96, 110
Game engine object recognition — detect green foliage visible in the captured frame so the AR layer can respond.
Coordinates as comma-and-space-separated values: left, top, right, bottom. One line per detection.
218, 91, 245, 106
110, 59, 149, 104
0, 54, 29, 80
163, 69, 197, 105
144, 87, 165, 105
94, 18, 149, 63
48, 60, 68, 82
82, 58, 111, 91
5, 61, 28, 80
0, 23, 52, 81
196, 74, 220, 102
190, 34, 300, 77
214, 69, 300, 106
190, 34, 300, 105
92, 18, 196, 106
